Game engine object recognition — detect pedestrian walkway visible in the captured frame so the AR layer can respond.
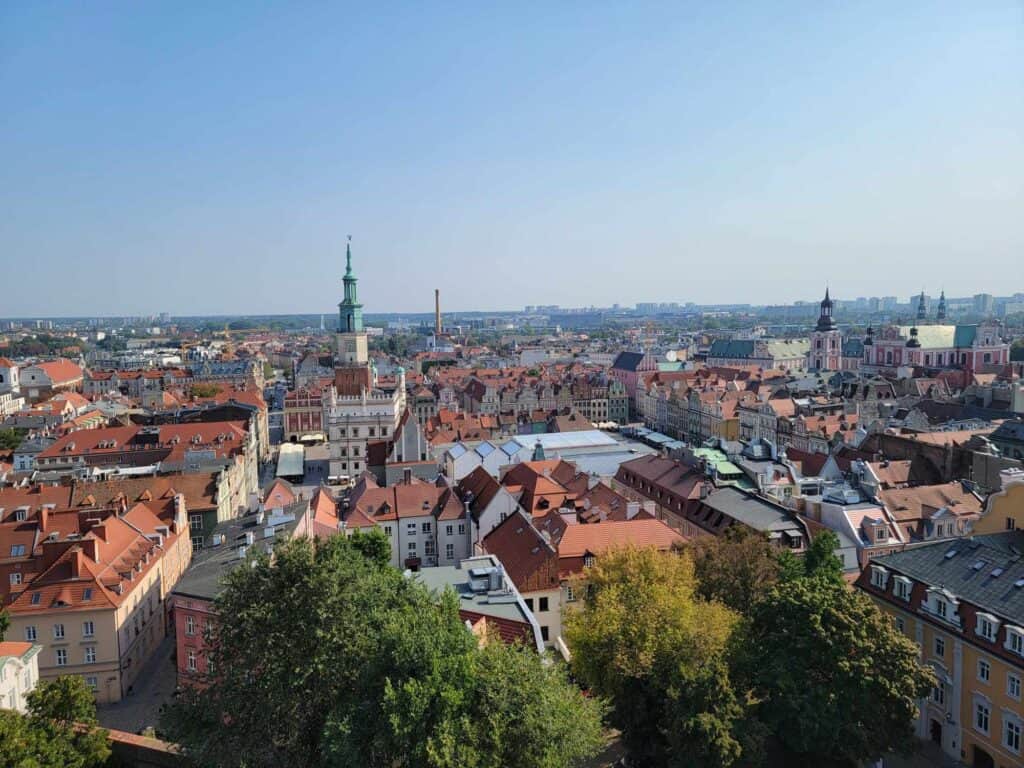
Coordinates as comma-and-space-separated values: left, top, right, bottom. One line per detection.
881, 741, 968, 768
97, 636, 177, 735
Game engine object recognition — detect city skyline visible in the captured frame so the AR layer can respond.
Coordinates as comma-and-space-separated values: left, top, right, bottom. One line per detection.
2, 3, 1022, 316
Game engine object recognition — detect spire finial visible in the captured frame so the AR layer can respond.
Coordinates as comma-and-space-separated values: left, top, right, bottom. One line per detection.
345, 235, 353, 277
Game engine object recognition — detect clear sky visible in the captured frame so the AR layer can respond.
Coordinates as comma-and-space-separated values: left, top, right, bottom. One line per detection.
1, 2, 1022, 317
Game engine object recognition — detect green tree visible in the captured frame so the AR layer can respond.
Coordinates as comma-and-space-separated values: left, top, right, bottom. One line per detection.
0, 677, 111, 768
689, 526, 781, 614
190, 382, 222, 398
742, 576, 933, 766
801, 529, 844, 584
565, 546, 746, 768
162, 534, 603, 768
0, 608, 9, 639
0, 427, 27, 451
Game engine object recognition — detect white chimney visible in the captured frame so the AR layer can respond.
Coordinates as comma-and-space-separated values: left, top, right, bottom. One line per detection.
626, 501, 640, 520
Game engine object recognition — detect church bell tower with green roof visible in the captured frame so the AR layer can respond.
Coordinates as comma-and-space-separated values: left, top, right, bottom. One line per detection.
335, 237, 369, 368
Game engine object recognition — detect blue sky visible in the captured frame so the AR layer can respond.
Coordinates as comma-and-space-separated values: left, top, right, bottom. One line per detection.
1, 2, 1021, 317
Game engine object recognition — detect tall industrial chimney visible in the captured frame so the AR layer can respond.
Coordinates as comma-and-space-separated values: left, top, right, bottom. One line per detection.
434, 288, 442, 335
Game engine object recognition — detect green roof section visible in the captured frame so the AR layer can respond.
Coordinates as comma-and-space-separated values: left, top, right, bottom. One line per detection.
895, 324, 979, 349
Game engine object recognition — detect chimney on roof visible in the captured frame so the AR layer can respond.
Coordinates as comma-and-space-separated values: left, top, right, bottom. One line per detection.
38, 506, 48, 532
404, 467, 413, 485
91, 523, 106, 542
626, 501, 640, 520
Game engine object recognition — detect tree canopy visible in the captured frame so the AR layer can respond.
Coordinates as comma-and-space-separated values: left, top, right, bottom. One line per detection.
741, 575, 934, 766
161, 533, 604, 768
565, 546, 745, 768
0, 676, 110, 768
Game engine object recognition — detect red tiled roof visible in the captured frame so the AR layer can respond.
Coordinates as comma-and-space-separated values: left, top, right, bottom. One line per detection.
558, 519, 684, 559
30, 359, 83, 385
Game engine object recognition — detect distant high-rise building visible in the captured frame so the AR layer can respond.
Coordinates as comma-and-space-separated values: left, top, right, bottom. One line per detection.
974, 293, 995, 315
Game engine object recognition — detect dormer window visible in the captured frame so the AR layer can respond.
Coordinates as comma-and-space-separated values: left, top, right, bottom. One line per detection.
1005, 626, 1024, 657
870, 565, 889, 589
976, 613, 1000, 642
584, 554, 595, 569
892, 575, 912, 602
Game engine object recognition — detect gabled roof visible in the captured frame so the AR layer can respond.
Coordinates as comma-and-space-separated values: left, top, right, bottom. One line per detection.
481, 509, 558, 589
557, 519, 684, 559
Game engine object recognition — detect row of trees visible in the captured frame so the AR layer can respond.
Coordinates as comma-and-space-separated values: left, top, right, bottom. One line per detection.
160, 532, 606, 768
566, 529, 934, 768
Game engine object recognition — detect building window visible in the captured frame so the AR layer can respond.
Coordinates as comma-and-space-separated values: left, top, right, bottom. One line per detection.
25, 626, 36, 642
445, 525, 453, 536
934, 637, 944, 657
187, 649, 197, 672
406, 523, 416, 536
445, 543, 454, 560
185, 615, 196, 636
8, 572, 21, 586
407, 542, 416, 553
383, 526, 392, 537
421, 521, 432, 533
584, 555, 595, 569
191, 536, 204, 551
539, 597, 549, 612
524, 598, 534, 611
894, 616, 905, 633
931, 684, 944, 707
936, 600, 948, 619
1005, 626, 1024, 656
457, 523, 466, 535
85, 676, 98, 691
870, 566, 888, 589
424, 540, 435, 556
893, 577, 911, 601
977, 614, 999, 642
56, 649, 68, 667
53, 623, 65, 640
1008, 673, 1021, 701
84, 647, 96, 664
978, 658, 991, 683
83, 621, 95, 637
1006, 717, 1022, 754
976, 701, 990, 734
564, 585, 576, 603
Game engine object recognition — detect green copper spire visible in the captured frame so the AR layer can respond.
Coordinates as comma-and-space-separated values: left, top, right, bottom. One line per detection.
339, 235, 364, 333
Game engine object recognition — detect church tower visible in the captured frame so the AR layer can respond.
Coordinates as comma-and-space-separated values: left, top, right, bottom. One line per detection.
336, 238, 368, 366
334, 238, 372, 395
936, 290, 947, 321
809, 288, 841, 371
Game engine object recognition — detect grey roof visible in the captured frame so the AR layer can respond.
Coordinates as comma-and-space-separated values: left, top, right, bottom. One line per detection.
873, 532, 1024, 624
172, 500, 308, 601
414, 561, 525, 624
611, 351, 646, 372
991, 419, 1024, 446
702, 486, 803, 535
708, 339, 755, 359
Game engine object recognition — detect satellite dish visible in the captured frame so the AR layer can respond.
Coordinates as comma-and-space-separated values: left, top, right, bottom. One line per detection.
665, 350, 678, 362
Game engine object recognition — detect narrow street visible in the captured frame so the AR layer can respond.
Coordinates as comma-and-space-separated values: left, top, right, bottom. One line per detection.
96, 636, 177, 735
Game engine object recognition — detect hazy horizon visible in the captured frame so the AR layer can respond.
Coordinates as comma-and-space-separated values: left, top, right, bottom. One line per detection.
2, 3, 1022, 317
